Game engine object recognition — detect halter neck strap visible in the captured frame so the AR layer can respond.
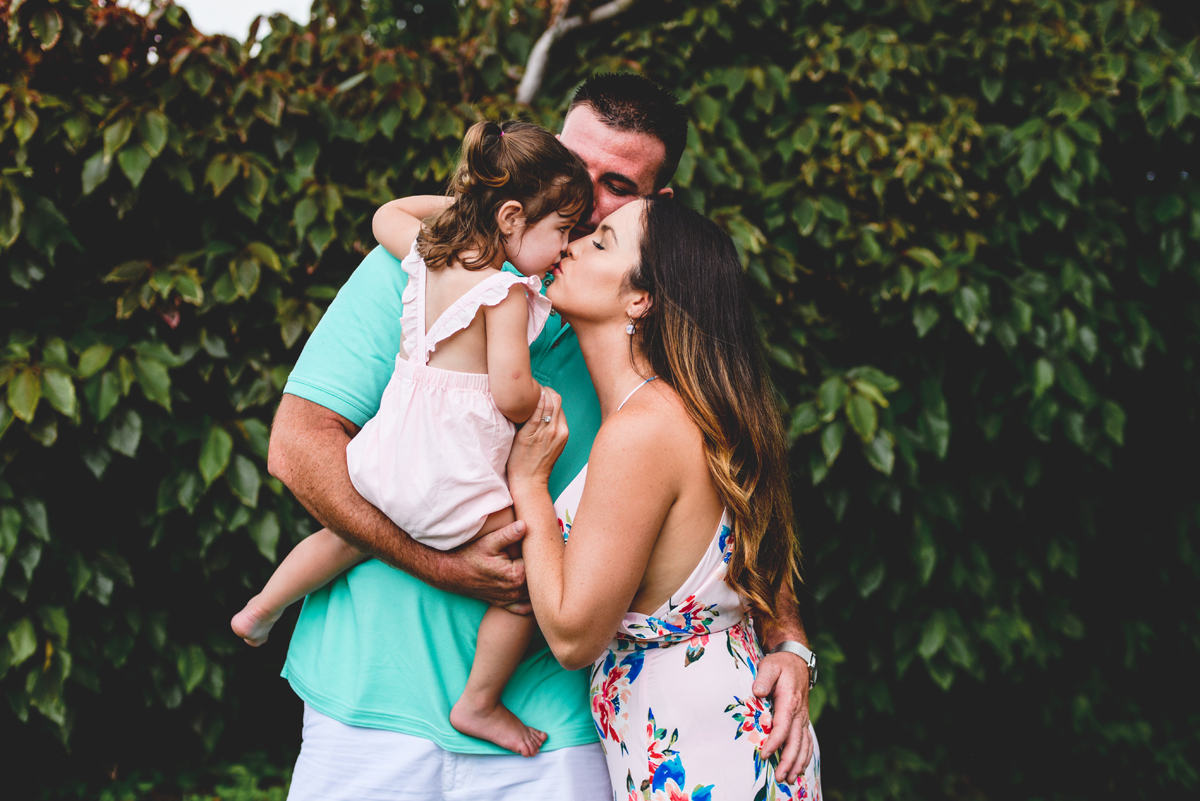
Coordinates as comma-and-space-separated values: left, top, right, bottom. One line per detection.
616, 376, 657, 412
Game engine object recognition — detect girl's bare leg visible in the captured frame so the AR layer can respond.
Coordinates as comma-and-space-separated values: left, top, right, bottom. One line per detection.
231, 528, 366, 646
449, 507, 548, 757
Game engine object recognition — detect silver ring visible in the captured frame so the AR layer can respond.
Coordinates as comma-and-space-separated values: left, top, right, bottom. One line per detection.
541, 415, 552, 423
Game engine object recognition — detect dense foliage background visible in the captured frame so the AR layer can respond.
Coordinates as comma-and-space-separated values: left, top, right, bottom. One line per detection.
2, 0, 1199, 798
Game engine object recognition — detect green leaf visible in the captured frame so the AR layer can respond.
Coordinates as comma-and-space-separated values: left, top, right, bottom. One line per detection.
1052, 129, 1076, 171
106, 407, 142, 457
117, 145, 153, 189
95, 371, 120, 422
913, 303, 940, 337
81, 151, 112, 196
821, 421, 845, 466
77, 344, 114, 379
919, 614, 947, 659
232, 258, 261, 298
138, 111, 169, 158
13, 108, 38, 146
788, 402, 821, 441
335, 72, 368, 93
0, 401, 12, 442
1033, 359, 1055, 398
7, 369, 41, 422
134, 354, 172, 411
846, 394, 878, 443
1102, 400, 1126, 445
0, 187, 23, 249
864, 434, 895, 475
793, 120, 819, 154
694, 95, 721, 131
818, 377, 847, 416
177, 644, 207, 694
249, 510, 280, 562
20, 497, 48, 541
184, 63, 214, 96
103, 118, 133, 160
41, 368, 76, 417
247, 242, 282, 272
199, 427, 233, 487
294, 198, 318, 242
228, 455, 261, 508
30, 6, 62, 50
793, 198, 818, 236
7, 618, 37, 668
308, 224, 334, 257
0, 506, 20, 555
980, 76, 1002, 104
205, 155, 239, 198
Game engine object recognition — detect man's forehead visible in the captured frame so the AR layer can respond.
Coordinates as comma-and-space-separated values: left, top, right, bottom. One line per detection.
561, 106, 665, 187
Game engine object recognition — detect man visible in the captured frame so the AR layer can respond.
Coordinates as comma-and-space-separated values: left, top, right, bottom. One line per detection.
269, 74, 815, 800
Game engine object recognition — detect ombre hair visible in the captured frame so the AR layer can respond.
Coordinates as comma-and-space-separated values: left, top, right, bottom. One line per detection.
420, 120, 591, 272
627, 197, 800, 622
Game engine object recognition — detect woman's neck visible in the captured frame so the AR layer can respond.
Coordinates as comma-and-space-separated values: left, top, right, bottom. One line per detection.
570, 320, 656, 420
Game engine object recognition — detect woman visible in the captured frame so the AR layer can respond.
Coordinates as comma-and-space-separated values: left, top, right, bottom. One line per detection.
507, 197, 822, 800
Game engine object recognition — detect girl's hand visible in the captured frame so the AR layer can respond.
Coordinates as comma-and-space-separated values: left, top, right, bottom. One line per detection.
508, 389, 568, 489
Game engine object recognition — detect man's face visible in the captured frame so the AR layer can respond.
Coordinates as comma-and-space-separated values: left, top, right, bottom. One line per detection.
559, 104, 670, 239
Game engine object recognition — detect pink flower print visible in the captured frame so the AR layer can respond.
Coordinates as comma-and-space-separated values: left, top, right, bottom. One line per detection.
725, 618, 761, 676
725, 694, 775, 780
590, 650, 643, 745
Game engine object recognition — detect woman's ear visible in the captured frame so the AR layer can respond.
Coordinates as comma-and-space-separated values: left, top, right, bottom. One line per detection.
496, 200, 524, 237
626, 291, 652, 322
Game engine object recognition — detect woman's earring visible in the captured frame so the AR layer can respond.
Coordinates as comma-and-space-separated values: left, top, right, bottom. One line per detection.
626, 322, 637, 335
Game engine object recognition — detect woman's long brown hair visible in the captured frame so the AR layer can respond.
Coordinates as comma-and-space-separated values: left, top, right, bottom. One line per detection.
628, 197, 800, 623
420, 120, 590, 271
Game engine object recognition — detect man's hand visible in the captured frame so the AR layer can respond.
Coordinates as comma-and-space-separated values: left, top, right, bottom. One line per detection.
753, 651, 813, 785
438, 521, 529, 609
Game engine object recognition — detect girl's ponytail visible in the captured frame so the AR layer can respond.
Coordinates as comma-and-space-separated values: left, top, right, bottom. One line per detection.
420, 120, 590, 272
457, 121, 511, 195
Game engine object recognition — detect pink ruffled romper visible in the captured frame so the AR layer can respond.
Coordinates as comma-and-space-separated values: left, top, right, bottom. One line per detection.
346, 243, 552, 550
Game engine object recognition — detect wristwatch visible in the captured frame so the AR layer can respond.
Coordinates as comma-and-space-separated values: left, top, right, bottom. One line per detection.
770, 640, 818, 689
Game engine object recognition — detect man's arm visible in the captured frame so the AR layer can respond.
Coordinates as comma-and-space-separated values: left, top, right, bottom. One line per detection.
268, 393, 528, 607
753, 582, 815, 784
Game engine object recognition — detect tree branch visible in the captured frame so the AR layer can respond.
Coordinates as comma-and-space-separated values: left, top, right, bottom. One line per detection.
516, 0, 637, 106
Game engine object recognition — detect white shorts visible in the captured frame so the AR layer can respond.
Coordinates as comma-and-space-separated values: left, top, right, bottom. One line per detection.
286, 704, 612, 801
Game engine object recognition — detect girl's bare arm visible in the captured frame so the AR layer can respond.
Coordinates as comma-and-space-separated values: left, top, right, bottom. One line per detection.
372, 195, 454, 259
482, 286, 542, 422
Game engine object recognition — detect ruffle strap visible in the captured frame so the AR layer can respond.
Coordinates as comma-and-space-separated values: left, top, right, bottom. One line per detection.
399, 242, 553, 364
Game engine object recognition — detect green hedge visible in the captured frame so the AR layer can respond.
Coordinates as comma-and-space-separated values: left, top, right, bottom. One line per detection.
2, 0, 1199, 798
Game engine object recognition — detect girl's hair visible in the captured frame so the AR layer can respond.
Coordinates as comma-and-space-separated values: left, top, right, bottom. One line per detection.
628, 197, 800, 623
420, 120, 591, 271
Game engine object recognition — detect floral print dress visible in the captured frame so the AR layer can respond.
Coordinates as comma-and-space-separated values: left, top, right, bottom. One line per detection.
585, 509, 822, 801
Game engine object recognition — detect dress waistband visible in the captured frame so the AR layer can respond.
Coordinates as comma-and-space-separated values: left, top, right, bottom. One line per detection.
394, 355, 492, 393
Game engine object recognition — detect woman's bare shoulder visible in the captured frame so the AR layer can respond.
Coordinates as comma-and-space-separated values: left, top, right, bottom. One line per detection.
591, 381, 704, 466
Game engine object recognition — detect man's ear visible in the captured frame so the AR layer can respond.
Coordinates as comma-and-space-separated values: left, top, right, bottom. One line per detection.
656, 186, 674, 198
496, 200, 524, 235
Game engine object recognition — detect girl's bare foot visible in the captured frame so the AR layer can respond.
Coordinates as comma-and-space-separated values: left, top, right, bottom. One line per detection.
450, 694, 548, 757
231, 596, 281, 646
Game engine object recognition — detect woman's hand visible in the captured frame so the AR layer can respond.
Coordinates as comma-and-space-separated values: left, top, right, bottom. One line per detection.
507, 388, 568, 489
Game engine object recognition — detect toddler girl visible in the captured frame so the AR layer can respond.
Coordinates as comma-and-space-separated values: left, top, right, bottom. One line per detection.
231, 120, 590, 757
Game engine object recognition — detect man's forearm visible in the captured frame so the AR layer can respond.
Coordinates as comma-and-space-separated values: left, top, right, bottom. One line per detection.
267, 394, 448, 581
763, 582, 809, 650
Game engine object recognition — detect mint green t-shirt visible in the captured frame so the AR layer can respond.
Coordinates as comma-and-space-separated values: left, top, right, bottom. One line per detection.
281, 245, 602, 753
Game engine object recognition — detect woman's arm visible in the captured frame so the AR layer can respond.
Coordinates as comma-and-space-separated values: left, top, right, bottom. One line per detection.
508, 391, 678, 670
482, 286, 542, 422
372, 195, 453, 259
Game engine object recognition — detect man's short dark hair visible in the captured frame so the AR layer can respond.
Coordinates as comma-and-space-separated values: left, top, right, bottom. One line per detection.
568, 74, 688, 191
